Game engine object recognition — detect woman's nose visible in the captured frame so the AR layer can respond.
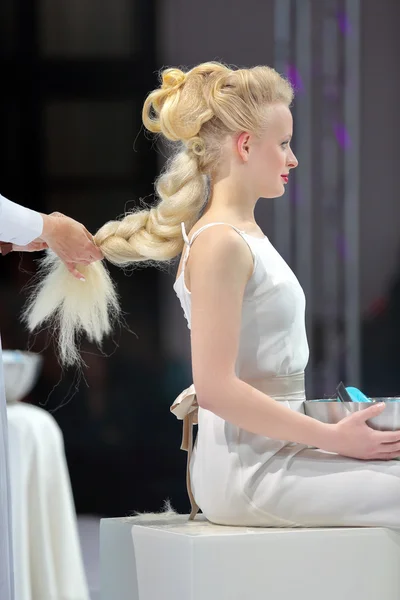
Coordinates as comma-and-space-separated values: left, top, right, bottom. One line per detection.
288, 151, 298, 169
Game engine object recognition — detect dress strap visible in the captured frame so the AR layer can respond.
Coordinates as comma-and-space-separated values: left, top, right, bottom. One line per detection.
180, 223, 191, 273
181, 222, 190, 246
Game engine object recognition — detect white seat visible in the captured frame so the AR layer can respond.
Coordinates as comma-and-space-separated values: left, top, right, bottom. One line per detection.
100, 513, 400, 600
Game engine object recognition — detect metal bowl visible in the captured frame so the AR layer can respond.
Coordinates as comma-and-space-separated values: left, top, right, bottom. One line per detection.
2, 350, 43, 404
304, 398, 400, 431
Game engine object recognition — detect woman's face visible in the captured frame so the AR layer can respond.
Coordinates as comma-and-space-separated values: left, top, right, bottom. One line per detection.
244, 103, 298, 199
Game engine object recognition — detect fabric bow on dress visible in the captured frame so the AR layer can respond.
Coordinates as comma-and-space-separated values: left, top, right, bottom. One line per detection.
170, 384, 200, 520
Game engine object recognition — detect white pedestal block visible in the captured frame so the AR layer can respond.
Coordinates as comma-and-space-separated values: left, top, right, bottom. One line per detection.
101, 514, 400, 600
100, 517, 140, 600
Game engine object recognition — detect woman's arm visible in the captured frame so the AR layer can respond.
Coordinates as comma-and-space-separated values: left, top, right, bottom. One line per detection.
187, 226, 400, 460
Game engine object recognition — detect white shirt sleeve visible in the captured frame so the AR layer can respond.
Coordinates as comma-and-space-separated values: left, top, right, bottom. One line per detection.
0, 194, 44, 246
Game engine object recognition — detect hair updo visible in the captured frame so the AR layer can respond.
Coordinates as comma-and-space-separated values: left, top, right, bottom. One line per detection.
24, 62, 293, 366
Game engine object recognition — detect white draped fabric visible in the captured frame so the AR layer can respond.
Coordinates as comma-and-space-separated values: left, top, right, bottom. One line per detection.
0, 193, 44, 600
0, 339, 14, 600
7, 403, 90, 600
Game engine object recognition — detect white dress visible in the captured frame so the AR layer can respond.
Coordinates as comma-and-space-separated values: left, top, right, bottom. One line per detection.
173, 222, 400, 528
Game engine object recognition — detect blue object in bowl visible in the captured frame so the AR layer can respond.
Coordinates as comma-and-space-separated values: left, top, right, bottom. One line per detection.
345, 387, 370, 402
309, 387, 370, 403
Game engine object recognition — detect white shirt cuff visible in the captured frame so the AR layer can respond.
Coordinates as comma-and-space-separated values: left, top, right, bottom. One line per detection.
0, 194, 44, 246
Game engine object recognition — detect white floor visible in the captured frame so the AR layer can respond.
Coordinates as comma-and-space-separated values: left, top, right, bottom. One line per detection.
77, 515, 101, 600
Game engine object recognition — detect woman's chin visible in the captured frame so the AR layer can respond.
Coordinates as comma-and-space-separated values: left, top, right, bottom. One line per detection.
275, 186, 286, 198
261, 187, 286, 199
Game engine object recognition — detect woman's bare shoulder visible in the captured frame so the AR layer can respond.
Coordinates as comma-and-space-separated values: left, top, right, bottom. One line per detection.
182, 222, 253, 291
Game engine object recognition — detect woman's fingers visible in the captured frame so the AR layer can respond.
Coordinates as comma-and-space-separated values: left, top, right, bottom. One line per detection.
378, 440, 400, 452
376, 453, 400, 461
65, 262, 86, 282
375, 430, 400, 444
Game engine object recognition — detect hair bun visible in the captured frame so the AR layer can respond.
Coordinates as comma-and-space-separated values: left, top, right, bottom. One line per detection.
186, 136, 206, 156
161, 69, 186, 91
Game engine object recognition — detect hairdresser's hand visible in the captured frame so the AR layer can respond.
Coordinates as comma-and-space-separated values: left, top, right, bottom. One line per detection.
326, 403, 400, 460
1, 238, 48, 255
37, 212, 103, 280
10, 240, 48, 253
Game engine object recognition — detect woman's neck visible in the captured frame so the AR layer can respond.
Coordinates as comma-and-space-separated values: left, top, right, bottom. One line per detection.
202, 176, 258, 227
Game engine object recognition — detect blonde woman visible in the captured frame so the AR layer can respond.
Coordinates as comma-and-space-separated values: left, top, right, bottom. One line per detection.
26, 62, 400, 528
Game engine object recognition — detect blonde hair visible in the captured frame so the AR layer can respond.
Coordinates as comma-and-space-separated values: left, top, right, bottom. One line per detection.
24, 62, 293, 366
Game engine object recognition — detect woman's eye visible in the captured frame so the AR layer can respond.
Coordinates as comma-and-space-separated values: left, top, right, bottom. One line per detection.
281, 141, 289, 148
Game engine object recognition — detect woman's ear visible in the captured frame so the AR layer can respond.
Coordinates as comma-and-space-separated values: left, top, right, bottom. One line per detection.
237, 132, 251, 162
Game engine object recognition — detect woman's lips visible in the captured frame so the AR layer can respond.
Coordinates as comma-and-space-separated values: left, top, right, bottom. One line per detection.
281, 175, 289, 183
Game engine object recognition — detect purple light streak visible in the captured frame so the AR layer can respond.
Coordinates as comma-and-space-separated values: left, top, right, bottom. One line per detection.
336, 234, 348, 261
285, 64, 304, 93
334, 124, 351, 150
337, 11, 352, 35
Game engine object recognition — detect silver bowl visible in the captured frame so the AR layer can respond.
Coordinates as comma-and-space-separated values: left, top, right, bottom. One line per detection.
304, 398, 400, 431
2, 351, 43, 404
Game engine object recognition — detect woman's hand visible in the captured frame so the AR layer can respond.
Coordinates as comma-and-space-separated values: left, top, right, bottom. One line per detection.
0, 242, 14, 255
38, 212, 103, 280
1, 240, 47, 254
11, 240, 48, 253
2, 212, 103, 280
327, 403, 400, 460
